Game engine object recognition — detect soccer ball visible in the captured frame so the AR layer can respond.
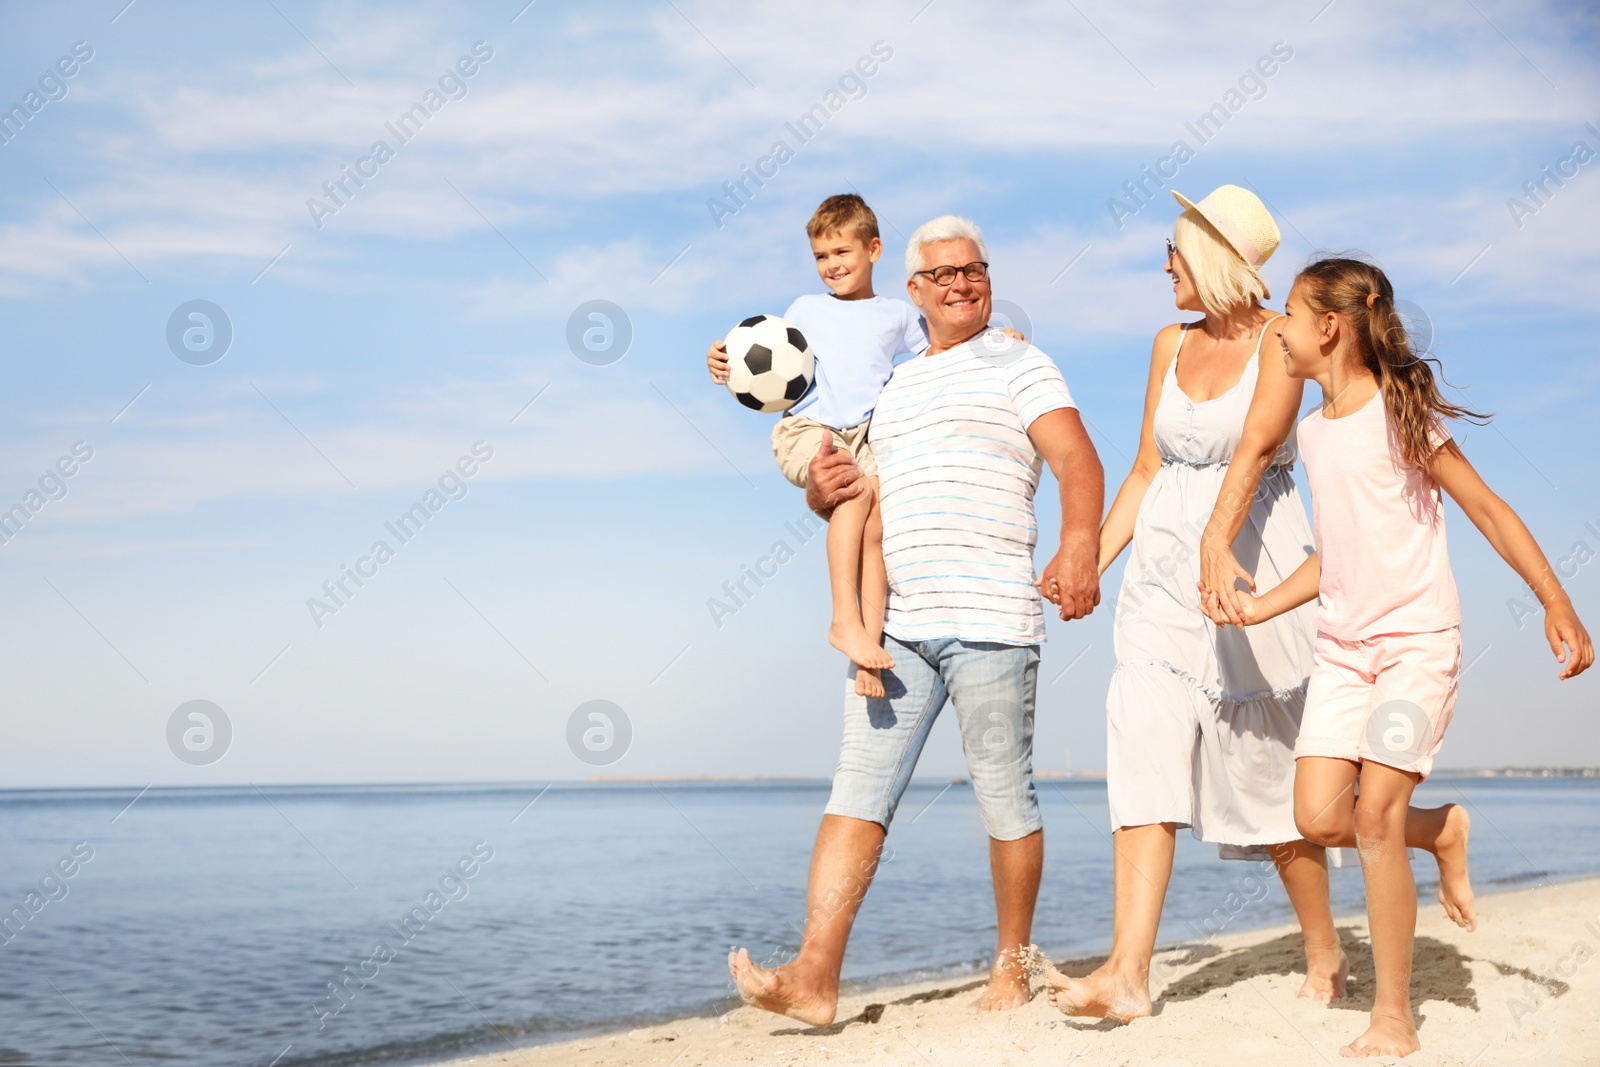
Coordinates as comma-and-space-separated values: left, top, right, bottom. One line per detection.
724, 314, 813, 413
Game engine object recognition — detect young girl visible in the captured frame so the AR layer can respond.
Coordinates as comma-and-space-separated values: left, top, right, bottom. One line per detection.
1203, 255, 1593, 1058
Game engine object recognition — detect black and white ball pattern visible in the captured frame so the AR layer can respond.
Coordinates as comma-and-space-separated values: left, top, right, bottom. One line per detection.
724, 314, 814, 413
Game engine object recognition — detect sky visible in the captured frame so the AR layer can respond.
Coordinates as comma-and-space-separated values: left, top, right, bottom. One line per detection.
0, 0, 1597, 788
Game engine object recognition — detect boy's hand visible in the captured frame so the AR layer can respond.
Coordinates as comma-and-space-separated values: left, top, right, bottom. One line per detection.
1545, 599, 1594, 679
707, 340, 730, 385
1001, 327, 1027, 343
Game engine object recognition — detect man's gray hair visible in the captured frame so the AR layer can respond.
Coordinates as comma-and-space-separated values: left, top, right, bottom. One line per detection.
905, 215, 988, 279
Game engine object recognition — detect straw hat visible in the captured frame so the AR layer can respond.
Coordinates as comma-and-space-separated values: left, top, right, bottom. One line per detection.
1170, 185, 1280, 269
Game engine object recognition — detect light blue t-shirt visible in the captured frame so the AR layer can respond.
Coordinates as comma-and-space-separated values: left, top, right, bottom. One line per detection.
782, 293, 928, 431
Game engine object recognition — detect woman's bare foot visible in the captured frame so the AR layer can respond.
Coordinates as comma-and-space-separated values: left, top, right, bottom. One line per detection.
1339, 1012, 1420, 1058
855, 667, 884, 698
977, 953, 1031, 1013
828, 623, 894, 671
1298, 943, 1349, 1003
727, 948, 837, 1028
1433, 804, 1475, 931
1043, 963, 1152, 1023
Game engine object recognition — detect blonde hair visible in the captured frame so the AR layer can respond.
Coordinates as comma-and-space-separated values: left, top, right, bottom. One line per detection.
1173, 208, 1269, 315
807, 193, 878, 243
905, 215, 988, 279
1294, 255, 1490, 469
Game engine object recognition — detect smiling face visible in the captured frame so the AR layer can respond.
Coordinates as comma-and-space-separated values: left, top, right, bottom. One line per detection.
906, 237, 992, 350
1165, 239, 1203, 312
1276, 280, 1331, 380
810, 229, 881, 300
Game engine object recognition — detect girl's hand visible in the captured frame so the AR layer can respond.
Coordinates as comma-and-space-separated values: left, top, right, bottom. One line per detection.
1199, 541, 1256, 627
707, 340, 730, 385
1199, 581, 1266, 628
1546, 600, 1595, 679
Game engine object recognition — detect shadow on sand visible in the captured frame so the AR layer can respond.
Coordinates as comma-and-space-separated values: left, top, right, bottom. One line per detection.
772, 926, 1568, 1036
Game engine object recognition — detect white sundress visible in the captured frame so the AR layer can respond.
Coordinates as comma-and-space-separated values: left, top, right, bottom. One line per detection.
1105, 318, 1318, 852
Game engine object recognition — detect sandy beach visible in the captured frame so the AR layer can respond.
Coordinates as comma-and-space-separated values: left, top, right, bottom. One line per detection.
435, 875, 1599, 1067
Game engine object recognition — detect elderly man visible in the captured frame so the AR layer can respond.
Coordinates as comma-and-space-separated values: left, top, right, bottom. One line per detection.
729, 216, 1103, 1022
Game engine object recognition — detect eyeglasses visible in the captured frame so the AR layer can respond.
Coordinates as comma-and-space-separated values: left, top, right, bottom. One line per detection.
1165, 238, 1177, 262
912, 261, 989, 287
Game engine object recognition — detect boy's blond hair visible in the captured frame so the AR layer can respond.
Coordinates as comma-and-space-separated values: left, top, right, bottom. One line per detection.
806, 193, 879, 243
1173, 207, 1270, 315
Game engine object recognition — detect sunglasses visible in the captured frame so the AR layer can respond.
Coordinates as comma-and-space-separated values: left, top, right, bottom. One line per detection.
1165, 238, 1177, 262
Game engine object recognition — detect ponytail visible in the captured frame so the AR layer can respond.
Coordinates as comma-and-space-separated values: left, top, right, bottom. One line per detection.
1295, 256, 1489, 469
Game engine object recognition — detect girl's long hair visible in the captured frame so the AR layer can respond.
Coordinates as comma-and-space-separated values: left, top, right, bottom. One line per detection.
1294, 255, 1490, 469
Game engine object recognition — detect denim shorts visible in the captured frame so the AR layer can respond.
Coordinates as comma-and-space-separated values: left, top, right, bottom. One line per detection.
824, 635, 1042, 841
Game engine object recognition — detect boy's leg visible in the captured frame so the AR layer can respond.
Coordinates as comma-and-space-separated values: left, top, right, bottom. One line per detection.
1268, 839, 1348, 1002
854, 482, 889, 697
1344, 761, 1424, 1058
825, 474, 893, 672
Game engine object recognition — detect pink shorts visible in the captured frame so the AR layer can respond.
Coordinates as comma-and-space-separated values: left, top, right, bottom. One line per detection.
1294, 627, 1461, 778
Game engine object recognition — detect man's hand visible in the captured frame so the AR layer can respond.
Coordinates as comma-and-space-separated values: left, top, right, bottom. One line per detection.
805, 432, 864, 516
707, 340, 730, 385
1037, 538, 1099, 620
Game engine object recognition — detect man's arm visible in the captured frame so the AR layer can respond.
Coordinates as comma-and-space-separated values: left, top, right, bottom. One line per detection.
1029, 407, 1104, 620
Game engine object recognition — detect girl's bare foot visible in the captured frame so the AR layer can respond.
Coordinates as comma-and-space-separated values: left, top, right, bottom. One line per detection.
727, 948, 837, 1028
1043, 963, 1152, 1023
855, 667, 884, 698
1339, 1012, 1420, 1058
828, 623, 895, 671
1433, 804, 1475, 930
1298, 943, 1350, 1003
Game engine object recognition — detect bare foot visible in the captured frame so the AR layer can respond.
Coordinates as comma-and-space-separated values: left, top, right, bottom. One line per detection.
1043, 963, 1152, 1023
1433, 804, 1475, 931
855, 667, 884, 699
1339, 1012, 1420, 1058
977, 953, 1031, 1013
1298, 943, 1349, 1003
727, 948, 836, 1027
828, 623, 894, 671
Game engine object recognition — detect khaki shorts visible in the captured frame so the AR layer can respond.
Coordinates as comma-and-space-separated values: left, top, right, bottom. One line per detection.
771, 415, 876, 489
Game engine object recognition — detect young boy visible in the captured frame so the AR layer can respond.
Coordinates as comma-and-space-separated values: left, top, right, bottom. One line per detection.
707, 194, 925, 697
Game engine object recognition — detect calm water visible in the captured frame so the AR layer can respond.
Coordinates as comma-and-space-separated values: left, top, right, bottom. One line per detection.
2, 777, 1597, 1067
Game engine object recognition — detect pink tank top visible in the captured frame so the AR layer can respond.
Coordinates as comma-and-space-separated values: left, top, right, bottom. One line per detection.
1297, 390, 1460, 640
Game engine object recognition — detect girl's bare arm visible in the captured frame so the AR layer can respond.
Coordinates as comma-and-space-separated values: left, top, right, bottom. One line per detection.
1431, 444, 1594, 679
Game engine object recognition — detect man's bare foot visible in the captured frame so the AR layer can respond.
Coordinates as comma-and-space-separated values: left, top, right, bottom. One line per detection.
1043, 963, 1152, 1023
828, 623, 894, 671
977, 953, 1031, 1013
727, 948, 837, 1028
855, 667, 884, 699
1433, 804, 1475, 931
1298, 943, 1349, 1003
1339, 1012, 1419, 1058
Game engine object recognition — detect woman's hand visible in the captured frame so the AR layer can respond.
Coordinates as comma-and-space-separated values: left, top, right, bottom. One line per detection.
1199, 539, 1256, 627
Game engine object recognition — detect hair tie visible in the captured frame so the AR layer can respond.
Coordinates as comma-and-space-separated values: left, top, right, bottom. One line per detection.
1366, 292, 1379, 310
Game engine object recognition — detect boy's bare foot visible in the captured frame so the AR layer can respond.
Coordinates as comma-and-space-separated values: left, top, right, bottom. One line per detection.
828, 623, 895, 671
977, 954, 1031, 1013
1433, 804, 1475, 930
1339, 1012, 1419, 1058
855, 667, 884, 699
727, 948, 837, 1028
1298, 943, 1349, 1003
1043, 963, 1152, 1023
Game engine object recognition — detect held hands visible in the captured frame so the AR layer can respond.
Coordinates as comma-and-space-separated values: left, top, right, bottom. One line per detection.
1198, 581, 1269, 628
707, 340, 730, 385
1037, 541, 1100, 621
1198, 540, 1256, 628
1545, 598, 1595, 679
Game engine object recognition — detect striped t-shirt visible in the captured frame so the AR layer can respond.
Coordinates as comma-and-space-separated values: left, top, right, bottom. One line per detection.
871, 330, 1077, 646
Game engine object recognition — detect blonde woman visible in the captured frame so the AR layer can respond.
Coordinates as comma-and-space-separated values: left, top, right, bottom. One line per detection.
1044, 186, 1344, 1020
